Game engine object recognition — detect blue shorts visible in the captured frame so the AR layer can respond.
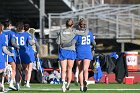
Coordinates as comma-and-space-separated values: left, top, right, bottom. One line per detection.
0, 61, 5, 69
29, 50, 35, 62
16, 52, 32, 64
58, 49, 76, 61
76, 51, 93, 60
6, 48, 16, 63
0, 53, 6, 69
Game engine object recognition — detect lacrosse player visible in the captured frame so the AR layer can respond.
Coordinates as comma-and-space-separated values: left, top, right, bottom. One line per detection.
3, 20, 19, 90
0, 23, 15, 91
74, 18, 96, 92
15, 22, 35, 89
24, 24, 41, 84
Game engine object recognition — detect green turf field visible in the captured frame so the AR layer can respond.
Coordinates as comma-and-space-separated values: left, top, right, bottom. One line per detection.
6, 83, 140, 93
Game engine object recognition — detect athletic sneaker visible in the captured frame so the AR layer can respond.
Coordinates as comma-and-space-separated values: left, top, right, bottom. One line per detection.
80, 86, 83, 92
66, 86, 70, 91
83, 81, 87, 92
9, 84, 17, 90
62, 82, 66, 92
21, 71, 26, 86
0, 83, 4, 92
26, 84, 30, 88
15, 84, 20, 90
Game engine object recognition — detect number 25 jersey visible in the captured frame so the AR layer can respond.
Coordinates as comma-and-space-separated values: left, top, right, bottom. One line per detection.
74, 31, 94, 60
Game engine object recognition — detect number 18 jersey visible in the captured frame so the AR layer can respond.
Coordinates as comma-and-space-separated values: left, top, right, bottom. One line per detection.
15, 32, 32, 64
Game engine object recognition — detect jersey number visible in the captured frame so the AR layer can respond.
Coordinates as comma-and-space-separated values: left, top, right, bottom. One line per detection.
81, 35, 90, 45
16, 37, 25, 45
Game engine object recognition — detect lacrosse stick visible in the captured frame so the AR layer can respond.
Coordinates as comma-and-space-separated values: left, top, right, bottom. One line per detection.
35, 54, 43, 76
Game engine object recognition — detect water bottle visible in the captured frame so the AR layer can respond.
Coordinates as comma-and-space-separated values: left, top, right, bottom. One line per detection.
105, 75, 109, 84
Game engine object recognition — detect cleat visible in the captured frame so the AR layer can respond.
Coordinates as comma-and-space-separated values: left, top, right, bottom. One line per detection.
80, 86, 83, 92
21, 71, 26, 86
83, 81, 87, 92
15, 84, 20, 90
66, 86, 70, 91
26, 84, 30, 88
0, 84, 4, 92
62, 82, 66, 92
9, 84, 17, 91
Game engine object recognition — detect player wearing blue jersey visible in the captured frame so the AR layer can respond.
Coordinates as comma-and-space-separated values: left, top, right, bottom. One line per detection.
3, 20, 19, 90
75, 19, 96, 92
0, 23, 15, 91
15, 22, 35, 89
24, 24, 40, 63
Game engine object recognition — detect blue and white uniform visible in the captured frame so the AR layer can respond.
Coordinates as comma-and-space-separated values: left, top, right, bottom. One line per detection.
3, 29, 16, 62
0, 33, 7, 69
15, 32, 32, 64
75, 31, 95, 60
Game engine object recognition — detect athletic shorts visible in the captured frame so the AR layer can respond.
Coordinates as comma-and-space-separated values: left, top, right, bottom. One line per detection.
29, 49, 35, 62
0, 53, 6, 69
76, 51, 93, 60
6, 47, 16, 63
16, 51, 32, 64
58, 49, 76, 61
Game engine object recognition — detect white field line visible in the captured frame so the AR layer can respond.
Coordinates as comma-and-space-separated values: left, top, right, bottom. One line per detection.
5, 88, 140, 91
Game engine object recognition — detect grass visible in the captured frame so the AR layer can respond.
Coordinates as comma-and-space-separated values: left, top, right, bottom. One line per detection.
5, 83, 140, 93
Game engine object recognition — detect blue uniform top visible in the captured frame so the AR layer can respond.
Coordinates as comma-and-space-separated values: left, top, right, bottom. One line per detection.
75, 31, 94, 53
0, 33, 7, 63
15, 32, 32, 54
74, 31, 95, 60
3, 29, 16, 47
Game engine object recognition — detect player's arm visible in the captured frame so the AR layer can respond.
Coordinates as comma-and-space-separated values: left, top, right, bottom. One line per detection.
62, 39, 76, 47
28, 40, 35, 45
61, 35, 78, 47
27, 33, 35, 45
91, 34, 96, 50
74, 29, 89, 36
11, 38, 20, 49
91, 40, 96, 50
2, 46, 14, 56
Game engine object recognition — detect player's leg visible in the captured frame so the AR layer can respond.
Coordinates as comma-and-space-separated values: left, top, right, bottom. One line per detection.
66, 59, 74, 90
8, 61, 16, 90
15, 64, 20, 90
24, 62, 33, 88
0, 69, 4, 92
83, 59, 91, 92
77, 60, 84, 91
74, 62, 79, 85
60, 60, 67, 92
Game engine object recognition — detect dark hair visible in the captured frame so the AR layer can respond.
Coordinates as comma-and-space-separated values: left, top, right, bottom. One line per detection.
16, 22, 24, 31
78, 18, 86, 25
0, 23, 4, 32
24, 24, 30, 31
66, 18, 74, 28
3, 19, 12, 28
